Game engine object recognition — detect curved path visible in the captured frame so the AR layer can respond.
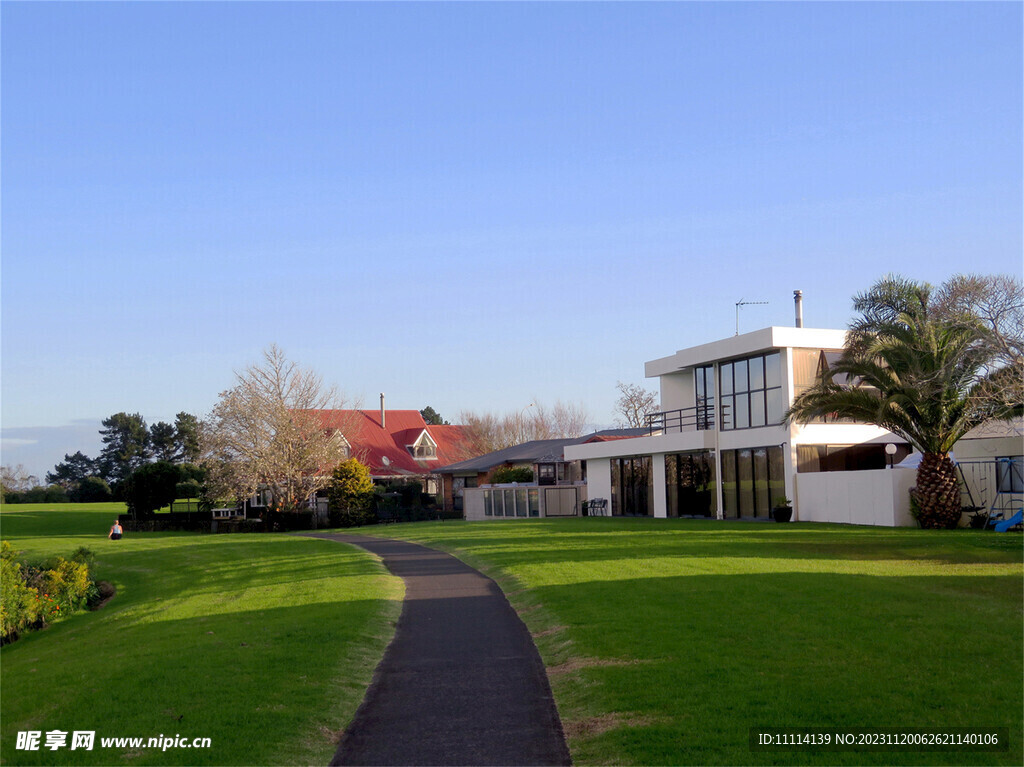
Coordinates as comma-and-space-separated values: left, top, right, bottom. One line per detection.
303, 533, 571, 767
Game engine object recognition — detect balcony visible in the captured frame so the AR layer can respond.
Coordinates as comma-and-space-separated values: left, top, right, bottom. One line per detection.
645, 404, 719, 435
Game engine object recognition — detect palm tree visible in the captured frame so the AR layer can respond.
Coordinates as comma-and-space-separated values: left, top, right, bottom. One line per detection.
787, 276, 1021, 529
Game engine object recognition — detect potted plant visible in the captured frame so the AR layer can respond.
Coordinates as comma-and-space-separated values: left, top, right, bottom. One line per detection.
772, 496, 793, 523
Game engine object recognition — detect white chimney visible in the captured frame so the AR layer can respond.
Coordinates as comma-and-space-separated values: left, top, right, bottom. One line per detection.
380, 393, 386, 428
794, 290, 803, 328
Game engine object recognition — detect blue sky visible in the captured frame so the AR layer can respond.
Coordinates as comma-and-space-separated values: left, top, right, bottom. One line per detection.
2, 1, 1022, 480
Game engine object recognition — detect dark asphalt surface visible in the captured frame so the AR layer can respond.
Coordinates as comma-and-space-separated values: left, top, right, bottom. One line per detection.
304, 533, 571, 767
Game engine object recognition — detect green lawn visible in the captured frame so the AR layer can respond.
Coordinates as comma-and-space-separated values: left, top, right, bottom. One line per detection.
0, 504, 403, 766
351, 518, 1023, 766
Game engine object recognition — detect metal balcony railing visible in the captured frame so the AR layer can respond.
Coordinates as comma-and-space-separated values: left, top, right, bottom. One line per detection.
645, 404, 719, 435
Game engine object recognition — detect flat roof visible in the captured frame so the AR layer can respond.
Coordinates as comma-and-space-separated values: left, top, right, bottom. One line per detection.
645, 326, 849, 377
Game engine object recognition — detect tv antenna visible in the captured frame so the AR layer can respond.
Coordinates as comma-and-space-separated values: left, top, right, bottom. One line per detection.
735, 299, 768, 335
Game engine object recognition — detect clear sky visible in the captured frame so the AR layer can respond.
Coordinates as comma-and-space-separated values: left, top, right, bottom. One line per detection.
2, 1, 1022, 480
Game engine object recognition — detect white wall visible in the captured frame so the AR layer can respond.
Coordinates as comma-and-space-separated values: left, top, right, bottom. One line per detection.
652, 454, 667, 518
464, 488, 486, 520
659, 370, 691, 412
585, 458, 612, 508
955, 436, 1024, 461
796, 468, 917, 527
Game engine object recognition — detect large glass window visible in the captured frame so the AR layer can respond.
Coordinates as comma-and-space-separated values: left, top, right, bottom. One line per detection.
611, 456, 653, 516
721, 445, 785, 517
796, 444, 911, 473
665, 451, 716, 517
792, 349, 850, 423
720, 352, 782, 430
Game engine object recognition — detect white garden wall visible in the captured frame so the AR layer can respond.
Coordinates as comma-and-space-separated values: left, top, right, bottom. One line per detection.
796, 468, 917, 527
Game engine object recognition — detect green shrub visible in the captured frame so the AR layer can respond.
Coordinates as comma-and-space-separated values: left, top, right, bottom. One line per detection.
70, 476, 113, 502
175, 479, 203, 499
122, 461, 184, 516
490, 466, 534, 484
1, 542, 41, 642
42, 557, 92, 614
71, 546, 96, 566
327, 459, 375, 527
0, 541, 96, 644
7, 485, 70, 504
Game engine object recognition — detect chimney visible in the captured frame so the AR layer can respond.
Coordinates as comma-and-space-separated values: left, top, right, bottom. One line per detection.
794, 290, 803, 328
379, 393, 386, 429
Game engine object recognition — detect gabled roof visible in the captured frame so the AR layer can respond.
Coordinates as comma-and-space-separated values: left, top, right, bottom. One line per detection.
307, 409, 475, 476
437, 429, 646, 474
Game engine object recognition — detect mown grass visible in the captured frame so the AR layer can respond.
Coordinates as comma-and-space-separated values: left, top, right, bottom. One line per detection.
0, 504, 403, 766
352, 518, 1023, 766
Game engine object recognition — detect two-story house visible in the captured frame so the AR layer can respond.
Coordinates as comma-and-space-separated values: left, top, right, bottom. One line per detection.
565, 325, 915, 523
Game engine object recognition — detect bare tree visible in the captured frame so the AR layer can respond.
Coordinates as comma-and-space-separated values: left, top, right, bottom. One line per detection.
200, 345, 358, 512
932, 273, 1023, 418
934, 274, 1023, 367
458, 411, 506, 456
614, 381, 659, 428
459, 400, 592, 453
1, 464, 39, 493
549, 401, 590, 439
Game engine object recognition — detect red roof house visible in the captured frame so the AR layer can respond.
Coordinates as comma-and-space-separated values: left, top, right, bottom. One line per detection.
309, 409, 476, 480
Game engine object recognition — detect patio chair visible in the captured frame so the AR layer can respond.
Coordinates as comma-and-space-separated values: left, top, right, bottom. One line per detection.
993, 509, 1023, 532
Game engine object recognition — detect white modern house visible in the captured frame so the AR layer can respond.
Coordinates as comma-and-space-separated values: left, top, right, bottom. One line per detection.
565, 307, 935, 525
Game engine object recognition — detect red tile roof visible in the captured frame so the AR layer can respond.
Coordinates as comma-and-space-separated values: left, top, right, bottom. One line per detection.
307, 409, 476, 477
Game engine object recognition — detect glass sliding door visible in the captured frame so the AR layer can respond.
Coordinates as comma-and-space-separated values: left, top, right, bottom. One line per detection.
665, 451, 716, 517
721, 445, 785, 518
611, 456, 653, 516
721, 450, 738, 519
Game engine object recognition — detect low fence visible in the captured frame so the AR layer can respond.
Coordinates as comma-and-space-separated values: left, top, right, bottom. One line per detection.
463, 484, 586, 521
119, 512, 211, 532
795, 468, 917, 527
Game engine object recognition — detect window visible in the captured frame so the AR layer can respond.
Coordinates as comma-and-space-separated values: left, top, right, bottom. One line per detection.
796, 444, 911, 473
720, 352, 782, 430
720, 445, 785, 518
537, 464, 556, 485
792, 349, 854, 423
694, 366, 715, 430
611, 456, 653, 516
408, 432, 437, 460
332, 432, 351, 459
665, 451, 716, 517
997, 457, 1023, 493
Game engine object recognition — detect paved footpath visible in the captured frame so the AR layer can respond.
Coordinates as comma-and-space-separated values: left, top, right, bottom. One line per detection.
303, 533, 571, 767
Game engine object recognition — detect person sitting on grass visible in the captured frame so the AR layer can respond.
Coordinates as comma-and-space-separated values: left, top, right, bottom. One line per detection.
108, 519, 123, 540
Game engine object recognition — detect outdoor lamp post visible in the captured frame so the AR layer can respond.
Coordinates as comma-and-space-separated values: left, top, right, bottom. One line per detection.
885, 443, 897, 469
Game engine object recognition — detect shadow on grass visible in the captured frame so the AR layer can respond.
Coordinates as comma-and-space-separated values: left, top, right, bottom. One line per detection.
0, 597, 396, 767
